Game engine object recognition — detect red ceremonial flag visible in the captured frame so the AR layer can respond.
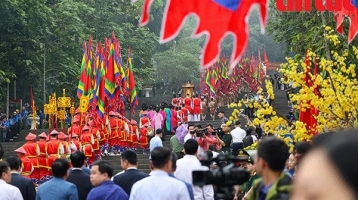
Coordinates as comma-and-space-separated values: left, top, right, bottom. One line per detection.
263, 49, 269, 69
135, 0, 269, 69
334, 4, 358, 44
127, 49, 138, 114
299, 51, 317, 136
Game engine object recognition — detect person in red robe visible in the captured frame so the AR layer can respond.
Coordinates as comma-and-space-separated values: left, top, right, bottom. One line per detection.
37, 132, 49, 184
80, 125, 94, 165
172, 94, 178, 109
139, 111, 150, 128
192, 94, 201, 121
88, 120, 101, 161
97, 115, 109, 156
121, 117, 130, 151
23, 133, 40, 184
170, 104, 178, 132
181, 105, 189, 123
58, 132, 71, 160
128, 120, 139, 151
67, 117, 82, 138
108, 111, 119, 155
183, 93, 193, 121
14, 147, 33, 179
45, 129, 63, 177
70, 134, 81, 154
139, 122, 153, 154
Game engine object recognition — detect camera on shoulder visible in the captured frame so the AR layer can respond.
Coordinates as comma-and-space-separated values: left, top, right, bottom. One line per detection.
192, 152, 250, 199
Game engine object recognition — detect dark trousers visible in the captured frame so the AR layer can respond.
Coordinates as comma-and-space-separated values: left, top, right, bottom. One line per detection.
232, 142, 243, 156
16, 122, 20, 135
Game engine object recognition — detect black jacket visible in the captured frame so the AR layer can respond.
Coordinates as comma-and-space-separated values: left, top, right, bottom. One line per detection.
113, 168, 149, 196
10, 173, 36, 200
66, 169, 93, 200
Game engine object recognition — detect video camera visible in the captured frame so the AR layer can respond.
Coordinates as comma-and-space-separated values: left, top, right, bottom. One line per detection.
190, 127, 225, 138
190, 128, 208, 137
213, 127, 224, 138
193, 152, 250, 200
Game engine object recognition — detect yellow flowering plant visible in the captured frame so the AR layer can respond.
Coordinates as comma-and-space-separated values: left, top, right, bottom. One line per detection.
227, 26, 358, 151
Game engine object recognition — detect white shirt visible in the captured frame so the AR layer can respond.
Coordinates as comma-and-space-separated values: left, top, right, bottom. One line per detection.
0, 179, 23, 200
174, 155, 214, 200
149, 135, 163, 159
184, 133, 194, 143
130, 170, 190, 200
231, 127, 246, 143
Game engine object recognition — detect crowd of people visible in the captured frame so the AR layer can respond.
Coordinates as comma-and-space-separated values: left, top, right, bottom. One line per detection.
0, 106, 46, 143
1, 129, 357, 200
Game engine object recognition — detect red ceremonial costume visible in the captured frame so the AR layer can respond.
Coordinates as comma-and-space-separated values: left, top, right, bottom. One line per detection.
68, 119, 82, 138
140, 116, 150, 128
172, 97, 178, 108
193, 97, 201, 115
80, 125, 94, 164
37, 133, 49, 181
20, 156, 33, 178
23, 133, 40, 180
15, 147, 33, 179
70, 135, 82, 153
184, 96, 193, 114
46, 136, 62, 175
58, 132, 70, 159
181, 107, 189, 123
139, 126, 149, 153
128, 120, 139, 150
109, 113, 119, 149
89, 120, 101, 160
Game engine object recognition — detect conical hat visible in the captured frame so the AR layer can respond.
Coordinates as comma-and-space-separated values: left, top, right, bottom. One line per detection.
25, 133, 36, 141
14, 147, 27, 154
71, 134, 78, 138
109, 111, 116, 116
58, 132, 69, 139
38, 132, 47, 138
88, 120, 94, 126
82, 125, 90, 131
130, 120, 137, 125
50, 129, 59, 135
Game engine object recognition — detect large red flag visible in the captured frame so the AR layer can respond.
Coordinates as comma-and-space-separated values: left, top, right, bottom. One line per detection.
334, 3, 358, 44
299, 52, 318, 136
263, 49, 269, 69
135, 0, 268, 69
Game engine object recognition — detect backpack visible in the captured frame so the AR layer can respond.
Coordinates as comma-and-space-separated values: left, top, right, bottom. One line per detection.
243, 135, 254, 147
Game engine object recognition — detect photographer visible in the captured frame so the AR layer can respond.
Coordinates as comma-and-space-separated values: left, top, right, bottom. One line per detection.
215, 124, 232, 154
184, 125, 195, 143
198, 124, 219, 152
175, 139, 214, 200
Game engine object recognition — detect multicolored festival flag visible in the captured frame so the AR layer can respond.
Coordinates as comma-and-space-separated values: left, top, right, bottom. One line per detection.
126, 51, 138, 114
135, 0, 269, 69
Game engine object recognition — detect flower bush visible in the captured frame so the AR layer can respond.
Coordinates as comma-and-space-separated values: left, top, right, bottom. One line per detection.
228, 26, 358, 150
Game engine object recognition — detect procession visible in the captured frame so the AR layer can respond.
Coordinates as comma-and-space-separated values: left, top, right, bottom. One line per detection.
2, 0, 358, 200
